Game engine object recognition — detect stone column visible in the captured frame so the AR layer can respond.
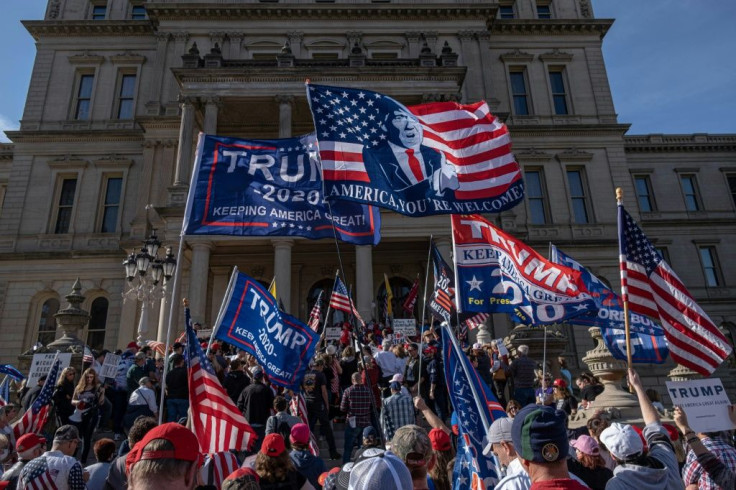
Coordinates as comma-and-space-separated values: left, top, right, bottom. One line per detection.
188, 242, 213, 325
165, 33, 189, 108
227, 32, 244, 59
146, 32, 170, 115
156, 287, 172, 344
355, 245, 374, 321
169, 97, 196, 205
209, 266, 232, 323
276, 95, 294, 138
273, 239, 293, 313
203, 96, 220, 134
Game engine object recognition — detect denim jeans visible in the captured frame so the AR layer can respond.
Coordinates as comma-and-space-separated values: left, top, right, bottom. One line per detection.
343, 424, 370, 463
166, 398, 189, 423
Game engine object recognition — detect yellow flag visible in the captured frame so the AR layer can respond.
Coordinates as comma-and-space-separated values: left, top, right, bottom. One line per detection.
268, 277, 277, 299
384, 273, 393, 318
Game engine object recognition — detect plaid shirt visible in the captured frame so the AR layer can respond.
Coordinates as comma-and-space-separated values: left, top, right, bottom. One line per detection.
340, 384, 373, 426
380, 392, 415, 442
683, 436, 736, 490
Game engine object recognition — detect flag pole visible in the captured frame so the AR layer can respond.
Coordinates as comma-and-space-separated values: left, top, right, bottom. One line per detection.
318, 270, 339, 349
417, 235, 433, 395
616, 187, 634, 386
205, 266, 239, 358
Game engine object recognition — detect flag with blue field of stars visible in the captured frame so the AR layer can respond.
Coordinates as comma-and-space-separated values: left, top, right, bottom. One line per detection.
428, 242, 455, 324
13, 356, 61, 440
442, 325, 504, 490
306, 82, 524, 218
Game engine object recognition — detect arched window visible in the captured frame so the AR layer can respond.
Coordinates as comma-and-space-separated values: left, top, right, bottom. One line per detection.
37, 298, 60, 346
87, 297, 109, 350
377, 276, 415, 321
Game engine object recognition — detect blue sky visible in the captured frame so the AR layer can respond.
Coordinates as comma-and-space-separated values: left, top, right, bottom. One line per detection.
0, 1, 734, 141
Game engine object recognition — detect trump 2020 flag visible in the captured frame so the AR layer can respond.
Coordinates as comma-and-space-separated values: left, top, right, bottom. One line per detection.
428, 243, 455, 324
549, 245, 668, 364
452, 214, 596, 324
183, 133, 381, 245
306, 82, 524, 217
442, 325, 504, 489
214, 271, 319, 390
618, 205, 731, 375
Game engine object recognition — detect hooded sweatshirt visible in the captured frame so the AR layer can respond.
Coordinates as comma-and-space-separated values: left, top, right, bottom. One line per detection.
290, 448, 326, 489
605, 423, 684, 490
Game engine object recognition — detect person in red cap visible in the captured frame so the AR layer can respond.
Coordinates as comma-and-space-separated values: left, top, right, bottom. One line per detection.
552, 378, 577, 416
289, 423, 326, 489
1, 433, 46, 488
254, 434, 308, 489
428, 428, 455, 490
222, 467, 260, 490
126, 422, 201, 490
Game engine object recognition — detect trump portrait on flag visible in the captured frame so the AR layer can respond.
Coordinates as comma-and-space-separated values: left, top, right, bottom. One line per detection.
362, 100, 459, 196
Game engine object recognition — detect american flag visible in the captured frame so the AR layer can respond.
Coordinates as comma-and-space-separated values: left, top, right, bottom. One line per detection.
289, 393, 320, 456
13, 357, 61, 440
402, 275, 420, 314
200, 452, 240, 488
465, 312, 490, 330
307, 290, 323, 332
186, 321, 256, 453
146, 340, 166, 357
618, 205, 732, 375
82, 347, 94, 364
329, 276, 365, 327
429, 243, 455, 324
307, 83, 523, 212
17, 453, 60, 490
0, 376, 8, 407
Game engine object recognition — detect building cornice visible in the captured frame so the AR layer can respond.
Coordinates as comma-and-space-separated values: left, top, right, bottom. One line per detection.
624, 134, 736, 153
145, 3, 496, 23
489, 19, 613, 39
5, 129, 145, 144
23, 21, 153, 40
507, 123, 630, 137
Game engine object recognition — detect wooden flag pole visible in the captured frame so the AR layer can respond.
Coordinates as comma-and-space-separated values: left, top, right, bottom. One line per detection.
616, 187, 634, 391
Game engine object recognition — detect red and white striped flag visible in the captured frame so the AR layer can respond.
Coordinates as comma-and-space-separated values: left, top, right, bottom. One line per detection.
618, 205, 732, 375
402, 275, 420, 314
330, 277, 365, 327
308, 291, 323, 332
186, 322, 256, 453
289, 394, 319, 456
146, 340, 166, 357
200, 452, 240, 488
13, 357, 61, 440
465, 312, 490, 330
82, 347, 94, 364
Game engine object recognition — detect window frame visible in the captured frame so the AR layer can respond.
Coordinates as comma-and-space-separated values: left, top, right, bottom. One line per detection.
113, 71, 139, 120
697, 246, 722, 288
35, 296, 60, 347
548, 67, 570, 115
726, 172, 736, 209
566, 167, 592, 224
51, 175, 79, 235
70, 70, 98, 121
679, 173, 702, 211
508, 67, 531, 116
0, 181, 6, 220
98, 174, 124, 233
130, 4, 147, 20
86, 295, 110, 351
536, 1, 553, 19
499, 4, 516, 19
524, 168, 550, 225
633, 174, 657, 213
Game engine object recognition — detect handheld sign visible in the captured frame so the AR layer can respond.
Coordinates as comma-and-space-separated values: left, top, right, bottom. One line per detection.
27, 353, 72, 387
393, 319, 417, 337
494, 339, 509, 357
666, 378, 735, 433
324, 327, 342, 341
99, 353, 121, 380
214, 271, 319, 391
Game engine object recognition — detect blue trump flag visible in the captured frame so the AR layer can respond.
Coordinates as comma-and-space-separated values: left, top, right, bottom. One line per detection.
306, 82, 524, 217
183, 133, 381, 245
428, 242, 455, 325
214, 271, 318, 390
452, 214, 596, 325
549, 244, 669, 363
442, 325, 505, 490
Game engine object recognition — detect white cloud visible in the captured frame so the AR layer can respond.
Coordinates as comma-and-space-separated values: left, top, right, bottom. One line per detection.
0, 113, 19, 143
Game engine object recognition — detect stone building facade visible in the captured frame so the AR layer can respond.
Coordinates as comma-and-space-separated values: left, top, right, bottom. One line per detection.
0, 0, 734, 397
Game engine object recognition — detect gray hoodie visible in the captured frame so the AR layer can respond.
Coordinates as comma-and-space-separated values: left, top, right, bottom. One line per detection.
605, 423, 684, 490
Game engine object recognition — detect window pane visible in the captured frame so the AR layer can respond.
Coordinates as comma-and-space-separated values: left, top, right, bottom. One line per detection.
635, 176, 653, 212
75, 100, 90, 120
549, 72, 568, 115
101, 207, 118, 233
680, 175, 700, 211
500, 6, 514, 18
728, 175, 736, 207
525, 171, 542, 197
104, 178, 122, 205
59, 179, 77, 206
510, 72, 529, 116
92, 6, 106, 20
55, 178, 77, 234
567, 171, 583, 196
553, 95, 568, 115
529, 201, 547, 225
567, 170, 589, 224
699, 248, 719, 287
537, 5, 551, 18
572, 200, 589, 224
79, 75, 94, 98
131, 6, 146, 19
120, 75, 136, 97
38, 299, 59, 346
118, 99, 134, 119
88, 297, 109, 351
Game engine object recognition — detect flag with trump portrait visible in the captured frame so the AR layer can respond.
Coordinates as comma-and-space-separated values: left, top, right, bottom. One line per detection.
442, 325, 504, 490
306, 82, 524, 217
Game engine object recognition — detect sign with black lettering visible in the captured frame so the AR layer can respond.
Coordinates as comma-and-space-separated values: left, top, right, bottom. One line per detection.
27, 353, 72, 387
393, 319, 417, 337
99, 353, 121, 380
324, 327, 342, 341
665, 378, 735, 433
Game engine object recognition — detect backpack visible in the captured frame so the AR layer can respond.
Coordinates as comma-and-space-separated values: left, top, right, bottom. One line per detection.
276, 416, 292, 442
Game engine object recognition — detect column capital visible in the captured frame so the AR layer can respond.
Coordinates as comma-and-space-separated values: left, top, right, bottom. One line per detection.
155, 32, 171, 43
272, 238, 294, 250
188, 240, 214, 252
178, 95, 196, 107
172, 32, 190, 43
275, 95, 294, 106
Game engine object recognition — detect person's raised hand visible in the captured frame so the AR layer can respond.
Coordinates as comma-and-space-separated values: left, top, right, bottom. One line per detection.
414, 396, 428, 411
673, 406, 691, 433
627, 368, 642, 390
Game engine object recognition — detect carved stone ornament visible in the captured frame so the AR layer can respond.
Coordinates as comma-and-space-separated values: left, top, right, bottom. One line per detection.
500, 49, 534, 63
539, 48, 574, 62
516, 147, 553, 161
556, 148, 594, 162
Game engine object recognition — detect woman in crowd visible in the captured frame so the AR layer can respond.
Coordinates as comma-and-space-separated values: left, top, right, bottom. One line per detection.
552, 379, 577, 416
505, 400, 521, 419
339, 345, 358, 393
585, 411, 615, 470
490, 340, 509, 406
84, 438, 116, 489
567, 435, 613, 489
72, 367, 105, 463
255, 433, 309, 490
322, 347, 341, 418
53, 367, 76, 426
123, 377, 158, 431
428, 428, 455, 490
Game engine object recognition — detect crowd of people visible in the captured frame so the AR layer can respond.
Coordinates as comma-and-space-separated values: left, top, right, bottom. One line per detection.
0, 320, 733, 489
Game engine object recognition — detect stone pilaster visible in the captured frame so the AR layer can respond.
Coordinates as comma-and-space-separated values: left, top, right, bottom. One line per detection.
273, 239, 293, 312
355, 245, 374, 321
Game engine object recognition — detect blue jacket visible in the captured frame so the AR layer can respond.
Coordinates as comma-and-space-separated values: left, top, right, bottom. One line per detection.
290, 449, 326, 489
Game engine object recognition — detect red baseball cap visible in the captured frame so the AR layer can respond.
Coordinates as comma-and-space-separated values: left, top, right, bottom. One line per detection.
261, 433, 286, 457
126, 423, 200, 474
429, 428, 451, 451
16, 433, 46, 452
318, 467, 340, 486
290, 423, 310, 445
127, 341, 139, 350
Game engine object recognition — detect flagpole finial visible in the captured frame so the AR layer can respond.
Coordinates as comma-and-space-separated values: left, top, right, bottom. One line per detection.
616, 187, 623, 201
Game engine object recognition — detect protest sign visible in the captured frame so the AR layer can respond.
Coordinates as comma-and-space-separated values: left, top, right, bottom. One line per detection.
494, 339, 509, 357
324, 327, 342, 341
393, 319, 417, 337
215, 271, 319, 391
27, 353, 72, 387
666, 378, 735, 433
99, 353, 121, 380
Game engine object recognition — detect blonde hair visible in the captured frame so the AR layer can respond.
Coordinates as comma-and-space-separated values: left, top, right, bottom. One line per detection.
74, 368, 100, 394
56, 367, 76, 387
254, 451, 295, 484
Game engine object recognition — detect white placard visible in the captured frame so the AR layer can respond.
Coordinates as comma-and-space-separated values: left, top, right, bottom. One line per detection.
666, 378, 735, 433
324, 327, 342, 341
99, 353, 121, 380
495, 338, 509, 357
27, 353, 73, 387
393, 319, 417, 337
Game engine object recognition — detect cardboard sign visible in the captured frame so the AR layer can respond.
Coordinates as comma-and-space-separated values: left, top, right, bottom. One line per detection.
666, 378, 735, 433
494, 339, 509, 357
99, 353, 121, 380
27, 353, 72, 387
393, 319, 417, 337
324, 327, 342, 341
